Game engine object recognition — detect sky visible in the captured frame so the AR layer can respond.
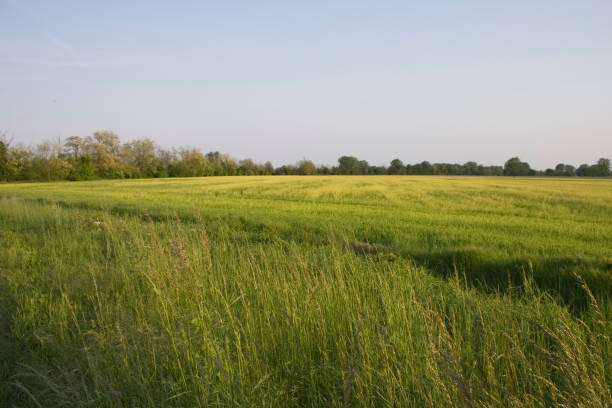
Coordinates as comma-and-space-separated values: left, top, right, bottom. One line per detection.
1, 0, 611, 169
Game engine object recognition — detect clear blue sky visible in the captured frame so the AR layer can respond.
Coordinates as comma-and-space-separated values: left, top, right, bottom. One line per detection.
1, 0, 611, 168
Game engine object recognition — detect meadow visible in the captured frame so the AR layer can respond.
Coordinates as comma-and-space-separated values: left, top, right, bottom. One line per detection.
0, 176, 610, 407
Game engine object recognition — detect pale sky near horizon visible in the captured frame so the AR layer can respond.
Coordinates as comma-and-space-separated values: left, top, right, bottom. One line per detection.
1, 0, 611, 169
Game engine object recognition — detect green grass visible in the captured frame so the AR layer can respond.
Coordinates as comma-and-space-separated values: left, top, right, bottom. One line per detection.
0, 176, 610, 406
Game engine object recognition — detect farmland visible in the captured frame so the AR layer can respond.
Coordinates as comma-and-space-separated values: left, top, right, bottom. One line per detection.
0, 176, 611, 406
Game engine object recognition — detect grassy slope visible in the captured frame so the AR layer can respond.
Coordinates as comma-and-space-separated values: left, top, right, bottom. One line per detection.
0, 176, 611, 406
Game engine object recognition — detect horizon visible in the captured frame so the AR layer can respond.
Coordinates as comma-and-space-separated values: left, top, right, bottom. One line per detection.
2, 1, 611, 169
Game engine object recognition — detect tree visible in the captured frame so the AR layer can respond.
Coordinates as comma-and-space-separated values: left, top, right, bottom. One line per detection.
93, 131, 121, 156
86, 132, 125, 178
64, 136, 85, 162
33, 140, 70, 181
418, 161, 433, 175
297, 160, 317, 175
388, 159, 405, 175
370, 165, 387, 175
317, 165, 331, 175
122, 139, 158, 177
596, 158, 610, 176
336, 156, 360, 174
357, 160, 370, 174
238, 158, 261, 176
175, 148, 210, 177
576, 159, 610, 177
75, 155, 95, 180
274, 165, 292, 175
0, 135, 8, 181
4, 144, 32, 180
263, 161, 274, 175
482, 166, 503, 176
576, 164, 590, 177
462, 161, 480, 175
206, 151, 238, 176
503, 157, 532, 176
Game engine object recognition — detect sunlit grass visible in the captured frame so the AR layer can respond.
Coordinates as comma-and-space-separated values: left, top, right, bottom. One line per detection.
0, 176, 611, 406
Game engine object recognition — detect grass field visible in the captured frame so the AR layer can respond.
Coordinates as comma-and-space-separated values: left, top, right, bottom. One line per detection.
1, 176, 611, 407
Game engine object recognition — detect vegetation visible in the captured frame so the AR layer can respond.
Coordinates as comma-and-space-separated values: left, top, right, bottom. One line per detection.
0, 131, 609, 182
1, 176, 610, 407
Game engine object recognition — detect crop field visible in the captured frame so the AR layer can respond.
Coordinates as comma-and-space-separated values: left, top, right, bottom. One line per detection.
0, 176, 611, 407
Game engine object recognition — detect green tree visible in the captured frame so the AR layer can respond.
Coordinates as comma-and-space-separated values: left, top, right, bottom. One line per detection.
417, 161, 433, 175
33, 140, 71, 181
93, 131, 121, 155
206, 151, 238, 176
63, 136, 85, 162
503, 157, 532, 176
75, 155, 95, 180
122, 139, 158, 177
388, 159, 405, 175
175, 148, 210, 177
297, 160, 317, 175
596, 158, 610, 176
336, 156, 359, 174
0, 138, 8, 181
462, 161, 481, 175
482, 166, 503, 176
238, 159, 260, 175
263, 161, 274, 175
576, 164, 590, 177
86, 131, 125, 178
317, 165, 331, 175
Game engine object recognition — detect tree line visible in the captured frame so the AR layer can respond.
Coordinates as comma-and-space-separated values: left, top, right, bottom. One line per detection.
0, 131, 610, 182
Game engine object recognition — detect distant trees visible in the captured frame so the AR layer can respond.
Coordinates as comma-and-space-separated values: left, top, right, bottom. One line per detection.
206, 151, 238, 176
409, 161, 434, 175
32, 140, 71, 181
503, 157, 534, 176
0, 135, 9, 181
3, 144, 33, 181
388, 159, 405, 175
297, 160, 317, 175
264, 161, 275, 175
545, 163, 576, 177
594, 158, 611, 177
335, 156, 370, 175
0, 130, 609, 182
122, 138, 159, 177
63, 136, 85, 162
575, 158, 611, 177
173, 148, 210, 177
462, 161, 480, 175
87, 131, 125, 178
238, 159, 260, 176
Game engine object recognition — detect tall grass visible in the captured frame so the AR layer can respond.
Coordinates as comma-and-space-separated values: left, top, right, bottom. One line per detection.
2, 176, 611, 307
0, 194, 610, 407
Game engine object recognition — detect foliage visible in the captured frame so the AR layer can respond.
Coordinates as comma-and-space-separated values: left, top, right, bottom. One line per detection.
0, 131, 610, 182
504, 157, 534, 176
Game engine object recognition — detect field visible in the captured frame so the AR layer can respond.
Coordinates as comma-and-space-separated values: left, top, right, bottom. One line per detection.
0, 176, 611, 407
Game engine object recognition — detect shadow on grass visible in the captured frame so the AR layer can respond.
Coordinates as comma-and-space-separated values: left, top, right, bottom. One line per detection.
0, 277, 20, 405
407, 248, 611, 311
340, 235, 611, 311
